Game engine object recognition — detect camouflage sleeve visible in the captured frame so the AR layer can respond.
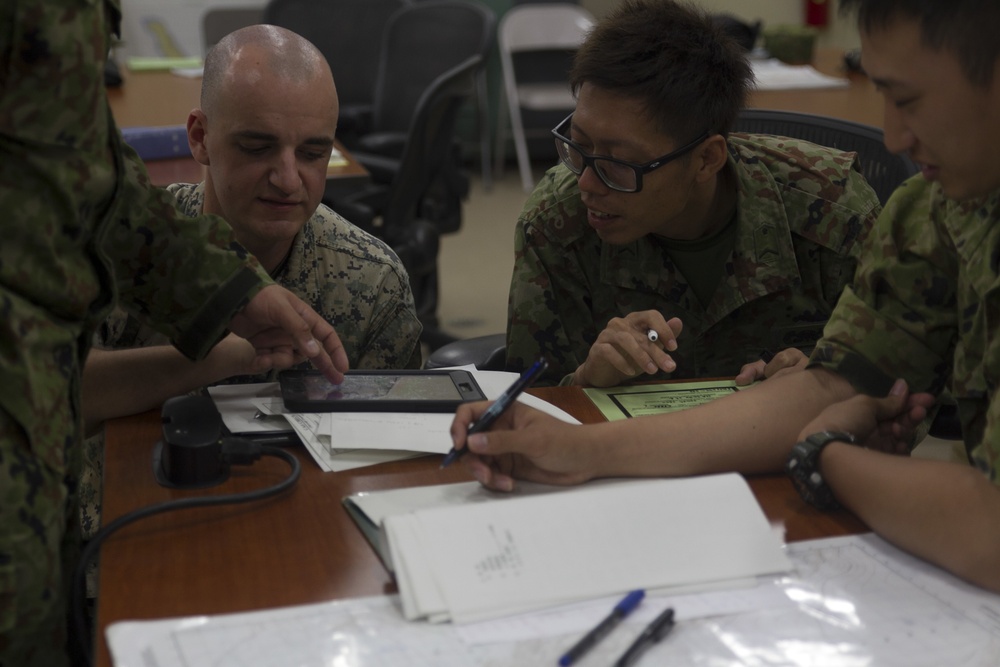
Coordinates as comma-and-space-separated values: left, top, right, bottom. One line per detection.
811, 176, 958, 396
505, 213, 599, 386
352, 265, 423, 370
100, 132, 272, 360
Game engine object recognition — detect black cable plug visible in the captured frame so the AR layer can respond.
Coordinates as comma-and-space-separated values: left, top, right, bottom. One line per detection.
221, 436, 264, 466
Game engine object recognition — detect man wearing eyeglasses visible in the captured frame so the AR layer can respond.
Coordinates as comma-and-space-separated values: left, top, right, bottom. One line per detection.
505, 0, 881, 387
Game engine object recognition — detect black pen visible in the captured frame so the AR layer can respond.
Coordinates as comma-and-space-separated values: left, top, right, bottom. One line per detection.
440, 357, 548, 468
612, 606, 675, 667
759, 349, 775, 364
558, 589, 645, 666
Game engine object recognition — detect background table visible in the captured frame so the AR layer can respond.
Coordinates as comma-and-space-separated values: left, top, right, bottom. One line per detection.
94, 386, 866, 667
748, 48, 883, 127
106, 68, 369, 187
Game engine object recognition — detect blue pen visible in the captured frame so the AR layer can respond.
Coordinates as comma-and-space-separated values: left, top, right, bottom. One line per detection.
558, 590, 645, 666
440, 357, 549, 468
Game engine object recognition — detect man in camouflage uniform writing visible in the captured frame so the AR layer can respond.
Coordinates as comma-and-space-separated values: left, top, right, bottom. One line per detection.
449, 0, 1000, 595
505, 0, 881, 387
82, 25, 422, 435
0, 3, 349, 665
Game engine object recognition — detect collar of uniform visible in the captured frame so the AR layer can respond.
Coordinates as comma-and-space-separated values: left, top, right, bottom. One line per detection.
938, 182, 1000, 300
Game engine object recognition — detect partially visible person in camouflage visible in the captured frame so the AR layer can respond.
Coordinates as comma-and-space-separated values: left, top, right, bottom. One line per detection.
504, 0, 880, 387
0, 4, 350, 666
447, 0, 1000, 594
77, 25, 422, 575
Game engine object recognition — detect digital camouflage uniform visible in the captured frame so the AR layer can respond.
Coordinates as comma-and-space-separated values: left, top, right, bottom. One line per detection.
812, 176, 1000, 483
0, 2, 277, 664
79, 183, 423, 546
506, 134, 881, 385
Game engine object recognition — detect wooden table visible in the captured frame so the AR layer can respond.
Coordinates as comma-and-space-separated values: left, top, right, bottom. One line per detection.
94, 386, 867, 667
106, 68, 369, 187
749, 48, 884, 128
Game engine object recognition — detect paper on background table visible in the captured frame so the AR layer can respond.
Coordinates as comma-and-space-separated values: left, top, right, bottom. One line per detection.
327, 147, 347, 167
126, 56, 203, 71
385, 474, 791, 623
584, 379, 748, 421
107, 533, 1000, 666
750, 57, 850, 90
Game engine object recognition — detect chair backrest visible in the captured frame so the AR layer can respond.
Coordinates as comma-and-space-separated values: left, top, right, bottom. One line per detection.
262, 0, 411, 109
380, 55, 483, 239
732, 109, 919, 204
201, 7, 264, 53
371, 0, 496, 134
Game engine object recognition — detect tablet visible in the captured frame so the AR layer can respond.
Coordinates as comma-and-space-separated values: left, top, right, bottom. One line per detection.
278, 369, 487, 413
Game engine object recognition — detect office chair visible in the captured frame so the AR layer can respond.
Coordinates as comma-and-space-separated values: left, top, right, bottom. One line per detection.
733, 109, 920, 204
495, 3, 594, 192
333, 0, 495, 236
334, 56, 484, 351
262, 0, 411, 146
201, 7, 264, 53
423, 333, 507, 370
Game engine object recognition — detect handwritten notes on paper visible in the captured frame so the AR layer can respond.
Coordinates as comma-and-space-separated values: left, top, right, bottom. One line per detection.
381, 474, 790, 623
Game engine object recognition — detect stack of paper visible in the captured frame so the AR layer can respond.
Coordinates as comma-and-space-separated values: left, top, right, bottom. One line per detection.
359, 474, 791, 623
207, 369, 580, 472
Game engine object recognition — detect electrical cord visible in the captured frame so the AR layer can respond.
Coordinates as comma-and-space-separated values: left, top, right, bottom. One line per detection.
71, 440, 300, 667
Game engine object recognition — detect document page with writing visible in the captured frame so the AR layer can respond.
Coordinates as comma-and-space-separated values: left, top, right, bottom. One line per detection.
384, 474, 791, 623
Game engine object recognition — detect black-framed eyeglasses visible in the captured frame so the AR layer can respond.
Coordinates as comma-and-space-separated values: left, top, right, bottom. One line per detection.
551, 114, 711, 193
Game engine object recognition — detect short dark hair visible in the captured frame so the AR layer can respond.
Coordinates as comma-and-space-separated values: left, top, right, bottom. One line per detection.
840, 0, 1000, 87
569, 0, 752, 142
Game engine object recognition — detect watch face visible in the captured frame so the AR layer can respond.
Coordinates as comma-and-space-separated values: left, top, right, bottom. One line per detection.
786, 439, 840, 510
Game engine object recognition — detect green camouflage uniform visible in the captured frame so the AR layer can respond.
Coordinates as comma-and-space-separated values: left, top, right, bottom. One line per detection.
96, 183, 422, 373
0, 2, 276, 664
506, 134, 881, 385
79, 183, 422, 547
813, 176, 1000, 483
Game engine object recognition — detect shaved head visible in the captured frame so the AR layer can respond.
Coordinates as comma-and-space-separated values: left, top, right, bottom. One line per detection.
189, 24, 339, 272
201, 24, 335, 116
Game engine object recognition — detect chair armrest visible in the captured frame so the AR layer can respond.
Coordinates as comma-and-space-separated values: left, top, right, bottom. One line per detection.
423, 333, 507, 371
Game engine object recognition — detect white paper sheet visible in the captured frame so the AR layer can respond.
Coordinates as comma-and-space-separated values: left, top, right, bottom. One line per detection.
386, 475, 792, 623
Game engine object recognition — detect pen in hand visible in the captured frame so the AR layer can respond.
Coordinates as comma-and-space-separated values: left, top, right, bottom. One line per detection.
440, 357, 549, 469
613, 606, 675, 667
558, 589, 645, 666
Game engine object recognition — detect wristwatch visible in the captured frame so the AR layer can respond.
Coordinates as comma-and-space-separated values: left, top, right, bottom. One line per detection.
786, 431, 856, 510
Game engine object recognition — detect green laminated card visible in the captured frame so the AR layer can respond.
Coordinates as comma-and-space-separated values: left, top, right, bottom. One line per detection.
583, 379, 751, 421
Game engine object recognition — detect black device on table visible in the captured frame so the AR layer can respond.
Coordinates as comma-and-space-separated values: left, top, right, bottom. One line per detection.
278, 369, 486, 413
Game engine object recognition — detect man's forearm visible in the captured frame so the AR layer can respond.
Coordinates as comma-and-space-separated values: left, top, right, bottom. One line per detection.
81, 344, 243, 433
578, 367, 856, 479
823, 443, 1000, 593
